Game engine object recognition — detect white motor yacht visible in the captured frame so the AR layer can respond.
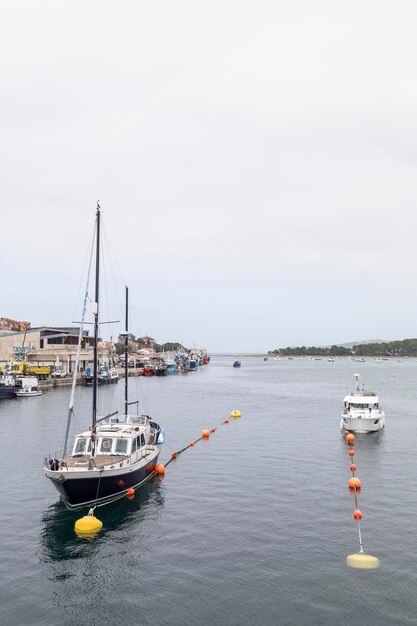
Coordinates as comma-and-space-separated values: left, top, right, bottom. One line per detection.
340, 374, 385, 433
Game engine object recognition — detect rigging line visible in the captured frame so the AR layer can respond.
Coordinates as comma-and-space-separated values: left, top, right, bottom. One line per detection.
70, 222, 96, 328
63, 221, 96, 457
101, 221, 125, 318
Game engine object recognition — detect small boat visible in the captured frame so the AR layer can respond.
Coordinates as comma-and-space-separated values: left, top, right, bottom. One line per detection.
340, 374, 385, 433
142, 363, 155, 376
165, 361, 178, 375
155, 364, 168, 376
15, 385, 42, 397
44, 206, 163, 509
98, 366, 119, 384
233, 360, 241, 368
187, 358, 198, 371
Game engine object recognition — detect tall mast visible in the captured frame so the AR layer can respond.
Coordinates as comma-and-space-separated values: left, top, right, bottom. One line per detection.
92, 201, 100, 435
124, 285, 128, 417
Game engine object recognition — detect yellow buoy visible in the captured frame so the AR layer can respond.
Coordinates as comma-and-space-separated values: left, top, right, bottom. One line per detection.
74, 509, 103, 538
346, 553, 380, 569
230, 410, 241, 418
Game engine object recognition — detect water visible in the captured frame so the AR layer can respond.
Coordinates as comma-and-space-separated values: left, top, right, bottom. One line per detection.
1, 356, 417, 625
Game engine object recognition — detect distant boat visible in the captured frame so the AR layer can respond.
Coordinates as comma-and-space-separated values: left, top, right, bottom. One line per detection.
233, 360, 241, 368
264, 357, 268, 361
341, 374, 385, 433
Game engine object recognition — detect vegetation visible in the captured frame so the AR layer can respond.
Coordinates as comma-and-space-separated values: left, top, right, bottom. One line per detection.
269, 338, 417, 357
269, 345, 351, 357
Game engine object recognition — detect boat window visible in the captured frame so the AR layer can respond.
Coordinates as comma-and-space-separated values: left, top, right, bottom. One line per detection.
100, 438, 113, 453
132, 438, 137, 453
140, 434, 145, 447
74, 438, 87, 454
115, 439, 128, 454
136, 435, 141, 448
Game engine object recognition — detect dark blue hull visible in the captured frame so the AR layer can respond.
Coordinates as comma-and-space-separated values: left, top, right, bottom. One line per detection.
0, 386, 17, 399
48, 456, 159, 508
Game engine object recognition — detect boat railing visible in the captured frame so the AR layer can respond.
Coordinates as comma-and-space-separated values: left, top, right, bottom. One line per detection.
44, 450, 64, 469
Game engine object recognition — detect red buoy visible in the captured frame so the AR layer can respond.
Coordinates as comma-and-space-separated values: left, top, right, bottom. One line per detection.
189, 441, 195, 447
348, 477, 361, 490
350, 463, 357, 472
171, 452, 177, 459
211, 428, 216, 433
224, 419, 229, 424
348, 450, 355, 457
353, 509, 363, 520
344, 430, 350, 436
155, 464, 165, 476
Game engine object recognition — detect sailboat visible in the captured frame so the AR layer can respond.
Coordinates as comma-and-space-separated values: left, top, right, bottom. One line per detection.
44, 204, 164, 509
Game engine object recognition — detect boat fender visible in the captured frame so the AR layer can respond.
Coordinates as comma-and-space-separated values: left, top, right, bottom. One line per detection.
49, 458, 60, 471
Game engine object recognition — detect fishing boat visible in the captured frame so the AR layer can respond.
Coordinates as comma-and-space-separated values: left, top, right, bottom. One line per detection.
44, 205, 163, 509
340, 374, 385, 433
233, 360, 241, 368
187, 357, 198, 371
165, 360, 178, 374
98, 365, 119, 384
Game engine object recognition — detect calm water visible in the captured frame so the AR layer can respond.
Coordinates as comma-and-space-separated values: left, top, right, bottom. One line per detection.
1, 356, 417, 626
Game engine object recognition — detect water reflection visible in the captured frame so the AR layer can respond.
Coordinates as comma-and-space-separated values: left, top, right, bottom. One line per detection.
40, 478, 165, 565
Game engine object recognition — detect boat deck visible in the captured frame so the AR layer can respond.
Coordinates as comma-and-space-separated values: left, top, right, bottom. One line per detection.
62, 454, 129, 468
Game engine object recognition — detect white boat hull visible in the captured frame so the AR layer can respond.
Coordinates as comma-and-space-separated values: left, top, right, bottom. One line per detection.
340, 412, 385, 433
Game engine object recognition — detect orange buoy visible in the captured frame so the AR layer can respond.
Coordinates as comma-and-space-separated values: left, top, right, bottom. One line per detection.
348, 477, 361, 490
202, 429, 210, 438
211, 427, 216, 433
348, 450, 355, 457
224, 418, 229, 424
353, 509, 363, 520
189, 441, 195, 447
155, 464, 165, 476
346, 433, 355, 443
126, 487, 134, 496
350, 464, 357, 472
171, 452, 177, 459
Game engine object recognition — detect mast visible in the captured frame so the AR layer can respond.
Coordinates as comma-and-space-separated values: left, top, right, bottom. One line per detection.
124, 285, 128, 417
92, 201, 100, 437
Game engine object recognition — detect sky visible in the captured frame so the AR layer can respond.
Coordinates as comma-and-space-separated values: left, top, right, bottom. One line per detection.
2, 0, 417, 352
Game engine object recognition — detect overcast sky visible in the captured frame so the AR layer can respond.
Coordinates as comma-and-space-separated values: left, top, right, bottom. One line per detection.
2, 0, 417, 352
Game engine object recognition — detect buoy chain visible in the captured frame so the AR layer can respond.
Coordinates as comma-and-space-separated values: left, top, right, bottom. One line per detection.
344, 431, 379, 569
74, 410, 241, 538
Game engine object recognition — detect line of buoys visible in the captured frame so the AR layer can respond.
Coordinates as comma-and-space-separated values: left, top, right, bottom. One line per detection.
344, 432, 379, 569
74, 410, 242, 537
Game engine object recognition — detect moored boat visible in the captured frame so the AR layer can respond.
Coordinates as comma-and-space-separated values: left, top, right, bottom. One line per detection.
340, 374, 385, 433
0, 374, 17, 399
44, 205, 164, 509
15, 376, 42, 397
